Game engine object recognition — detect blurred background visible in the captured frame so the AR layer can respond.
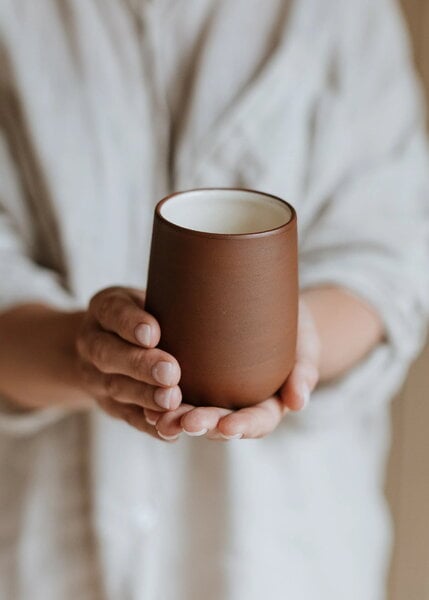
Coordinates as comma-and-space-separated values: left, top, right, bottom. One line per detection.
387, 4, 429, 598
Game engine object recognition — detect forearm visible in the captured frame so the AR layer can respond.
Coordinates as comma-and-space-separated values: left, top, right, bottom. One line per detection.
302, 286, 384, 383
0, 287, 383, 413
0, 304, 92, 410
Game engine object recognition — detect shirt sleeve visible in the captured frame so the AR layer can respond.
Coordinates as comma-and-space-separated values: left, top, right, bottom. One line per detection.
298, 0, 429, 426
0, 82, 78, 436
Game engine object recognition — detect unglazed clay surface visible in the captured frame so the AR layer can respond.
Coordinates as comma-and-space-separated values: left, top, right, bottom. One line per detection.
145, 188, 298, 409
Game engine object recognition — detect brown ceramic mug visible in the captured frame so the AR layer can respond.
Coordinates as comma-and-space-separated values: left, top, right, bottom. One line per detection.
145, 188, 298, 409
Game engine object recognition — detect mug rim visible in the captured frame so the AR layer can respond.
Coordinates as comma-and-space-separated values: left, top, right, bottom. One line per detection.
155, 188, 297, 239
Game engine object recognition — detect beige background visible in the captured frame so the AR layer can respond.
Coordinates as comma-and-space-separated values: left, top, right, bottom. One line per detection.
387, 3, 429, 598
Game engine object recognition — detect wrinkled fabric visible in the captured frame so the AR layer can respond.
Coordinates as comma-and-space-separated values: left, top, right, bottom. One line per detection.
0, 1, 428, 598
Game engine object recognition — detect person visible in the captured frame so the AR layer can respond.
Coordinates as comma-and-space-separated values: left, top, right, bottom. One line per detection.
0, 0, 428, 598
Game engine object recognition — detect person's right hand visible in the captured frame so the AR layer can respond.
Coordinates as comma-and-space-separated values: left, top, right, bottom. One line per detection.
75, 286, 182, 439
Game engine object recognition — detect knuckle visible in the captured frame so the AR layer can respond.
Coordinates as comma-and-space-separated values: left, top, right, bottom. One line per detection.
77, 361, 94, 390
90, 287, 123, 322
102, 286, 122, 295
89, 289, 106, 314
89, 334, 110, 368
97, 294, 134, 336
94, 286, 121, 304
97, 294, 115, 325
129, 348, 148, 379
104, 374, 121, 399
75, 320, 91, 358
114, 303, 132, 335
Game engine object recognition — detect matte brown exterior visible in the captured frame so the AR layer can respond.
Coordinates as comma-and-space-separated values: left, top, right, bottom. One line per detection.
145, 189, 298, 409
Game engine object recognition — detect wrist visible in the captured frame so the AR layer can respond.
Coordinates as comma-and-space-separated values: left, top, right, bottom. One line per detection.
300, 286, 383, 382
0, 304, 93, 410
55, 309, 93, 406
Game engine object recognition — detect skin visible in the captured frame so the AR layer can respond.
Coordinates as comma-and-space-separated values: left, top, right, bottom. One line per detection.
0, 285, 383, 442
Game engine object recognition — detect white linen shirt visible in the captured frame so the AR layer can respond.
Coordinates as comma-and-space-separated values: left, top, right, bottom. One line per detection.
0, 1, 428, 599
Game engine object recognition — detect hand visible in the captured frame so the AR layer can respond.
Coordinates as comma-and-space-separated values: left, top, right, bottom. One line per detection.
76, 286, 182, 439
144, 298, 320, 441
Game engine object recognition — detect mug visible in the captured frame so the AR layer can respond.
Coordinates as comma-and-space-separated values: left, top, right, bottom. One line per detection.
145, 188, 298, 409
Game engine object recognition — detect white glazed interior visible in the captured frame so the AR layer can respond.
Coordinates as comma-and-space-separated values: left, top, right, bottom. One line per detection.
160, 189, 292, 234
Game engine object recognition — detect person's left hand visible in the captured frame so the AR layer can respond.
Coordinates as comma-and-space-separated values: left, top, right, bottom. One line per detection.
144, 298, 321, 441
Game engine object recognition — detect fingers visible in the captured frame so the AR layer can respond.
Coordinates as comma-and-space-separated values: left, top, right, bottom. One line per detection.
89, 287, 161, 348
280, 360, 319, 411
145, 404, 195, 441
97, 397, 160, 439
77, 324, 181, 387
146, 398, 285, 442
79, 362, 182, 411
217, 397, 285, 439
296, 298, 321, 367
180, 406, 232, 439
143, 408, 163, 427
145, 405, 232, 441
279, 298, 321, 412
85, 286, 185, 437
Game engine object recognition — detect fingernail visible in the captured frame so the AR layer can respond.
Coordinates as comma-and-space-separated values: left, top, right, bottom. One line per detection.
135, 323, 152, 346
220, 433, 243, 440
183, 428, 208, 437
152, 361, 176, 386
145, 415, 158, 426
299, 384, 311, 410
154, 387, 173, 410
157, 431, 180, 441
